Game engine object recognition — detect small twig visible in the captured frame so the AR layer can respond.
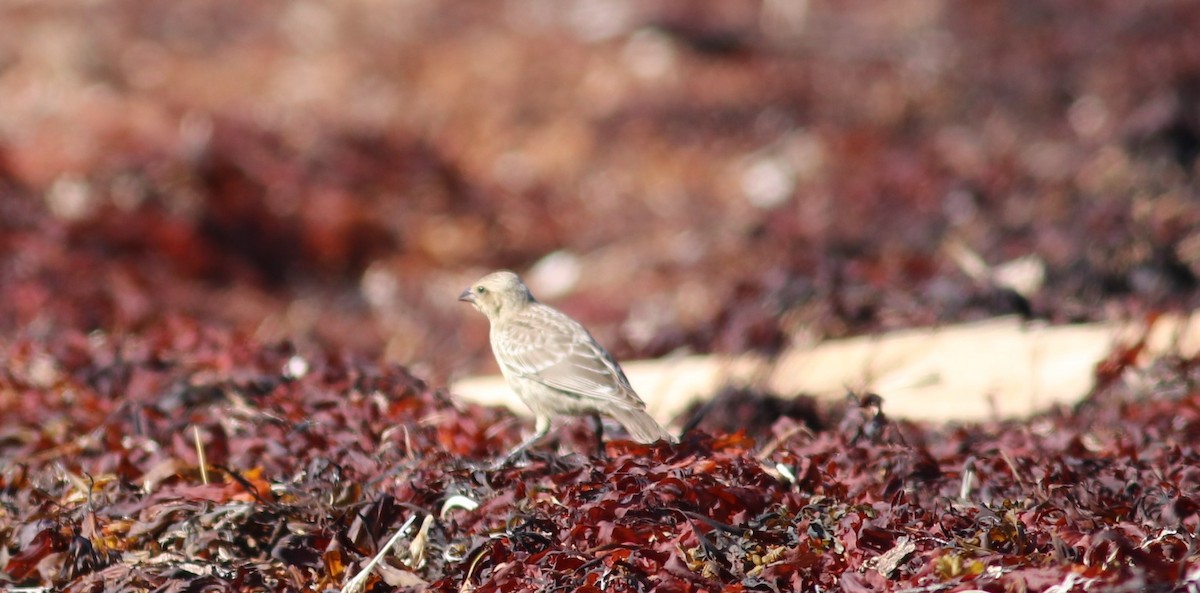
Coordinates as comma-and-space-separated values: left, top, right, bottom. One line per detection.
215, 465, 275, 507
959, 457, 976, 503
458, 539, 493, 593
193, 426, 209, 485
677, 392, 718, 437
341, 514, 418, 593
408, 514, 435, 568
999, 448, 1025, 487
440, 495, 480, 518
756, 423, 812, 460
670, 507, 756, 537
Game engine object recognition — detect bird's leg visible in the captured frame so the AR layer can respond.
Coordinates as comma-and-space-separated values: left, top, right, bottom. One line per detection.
591, 414, 606, 458
495, 415, 551, 468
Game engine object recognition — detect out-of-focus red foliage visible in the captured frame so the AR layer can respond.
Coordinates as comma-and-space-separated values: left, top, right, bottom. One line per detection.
2, 324, 1198, 591
2, 0, 1200, 380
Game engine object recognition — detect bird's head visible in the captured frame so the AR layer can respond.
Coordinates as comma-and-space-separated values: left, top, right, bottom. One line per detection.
459, 270, 535, 320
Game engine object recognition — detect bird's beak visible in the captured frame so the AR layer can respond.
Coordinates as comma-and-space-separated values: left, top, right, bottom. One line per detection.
458, 288, 476, 303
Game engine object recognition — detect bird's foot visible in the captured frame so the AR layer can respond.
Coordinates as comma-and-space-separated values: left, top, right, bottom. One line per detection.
489, 446, 535, 470
489, 454, 519, 471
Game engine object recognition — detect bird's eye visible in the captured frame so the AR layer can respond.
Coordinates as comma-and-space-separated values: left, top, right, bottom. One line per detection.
475, 286, 487, 294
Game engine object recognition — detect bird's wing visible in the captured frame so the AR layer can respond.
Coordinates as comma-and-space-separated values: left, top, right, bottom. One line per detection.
493, 303, 646, 409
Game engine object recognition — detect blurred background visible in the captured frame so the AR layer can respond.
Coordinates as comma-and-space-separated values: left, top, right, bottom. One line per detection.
1, 0, 1199, 384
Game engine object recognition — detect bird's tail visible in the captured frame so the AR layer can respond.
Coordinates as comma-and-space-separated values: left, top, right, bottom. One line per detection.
609, 406, 677, 444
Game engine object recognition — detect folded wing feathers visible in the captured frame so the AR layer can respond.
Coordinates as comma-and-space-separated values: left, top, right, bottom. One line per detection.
495, 303, 646, 410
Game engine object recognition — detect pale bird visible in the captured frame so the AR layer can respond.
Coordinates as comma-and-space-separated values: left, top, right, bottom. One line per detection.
459, 270, 675, 465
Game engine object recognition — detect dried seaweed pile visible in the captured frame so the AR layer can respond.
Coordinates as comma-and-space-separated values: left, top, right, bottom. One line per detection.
2, 327, 1196, 592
